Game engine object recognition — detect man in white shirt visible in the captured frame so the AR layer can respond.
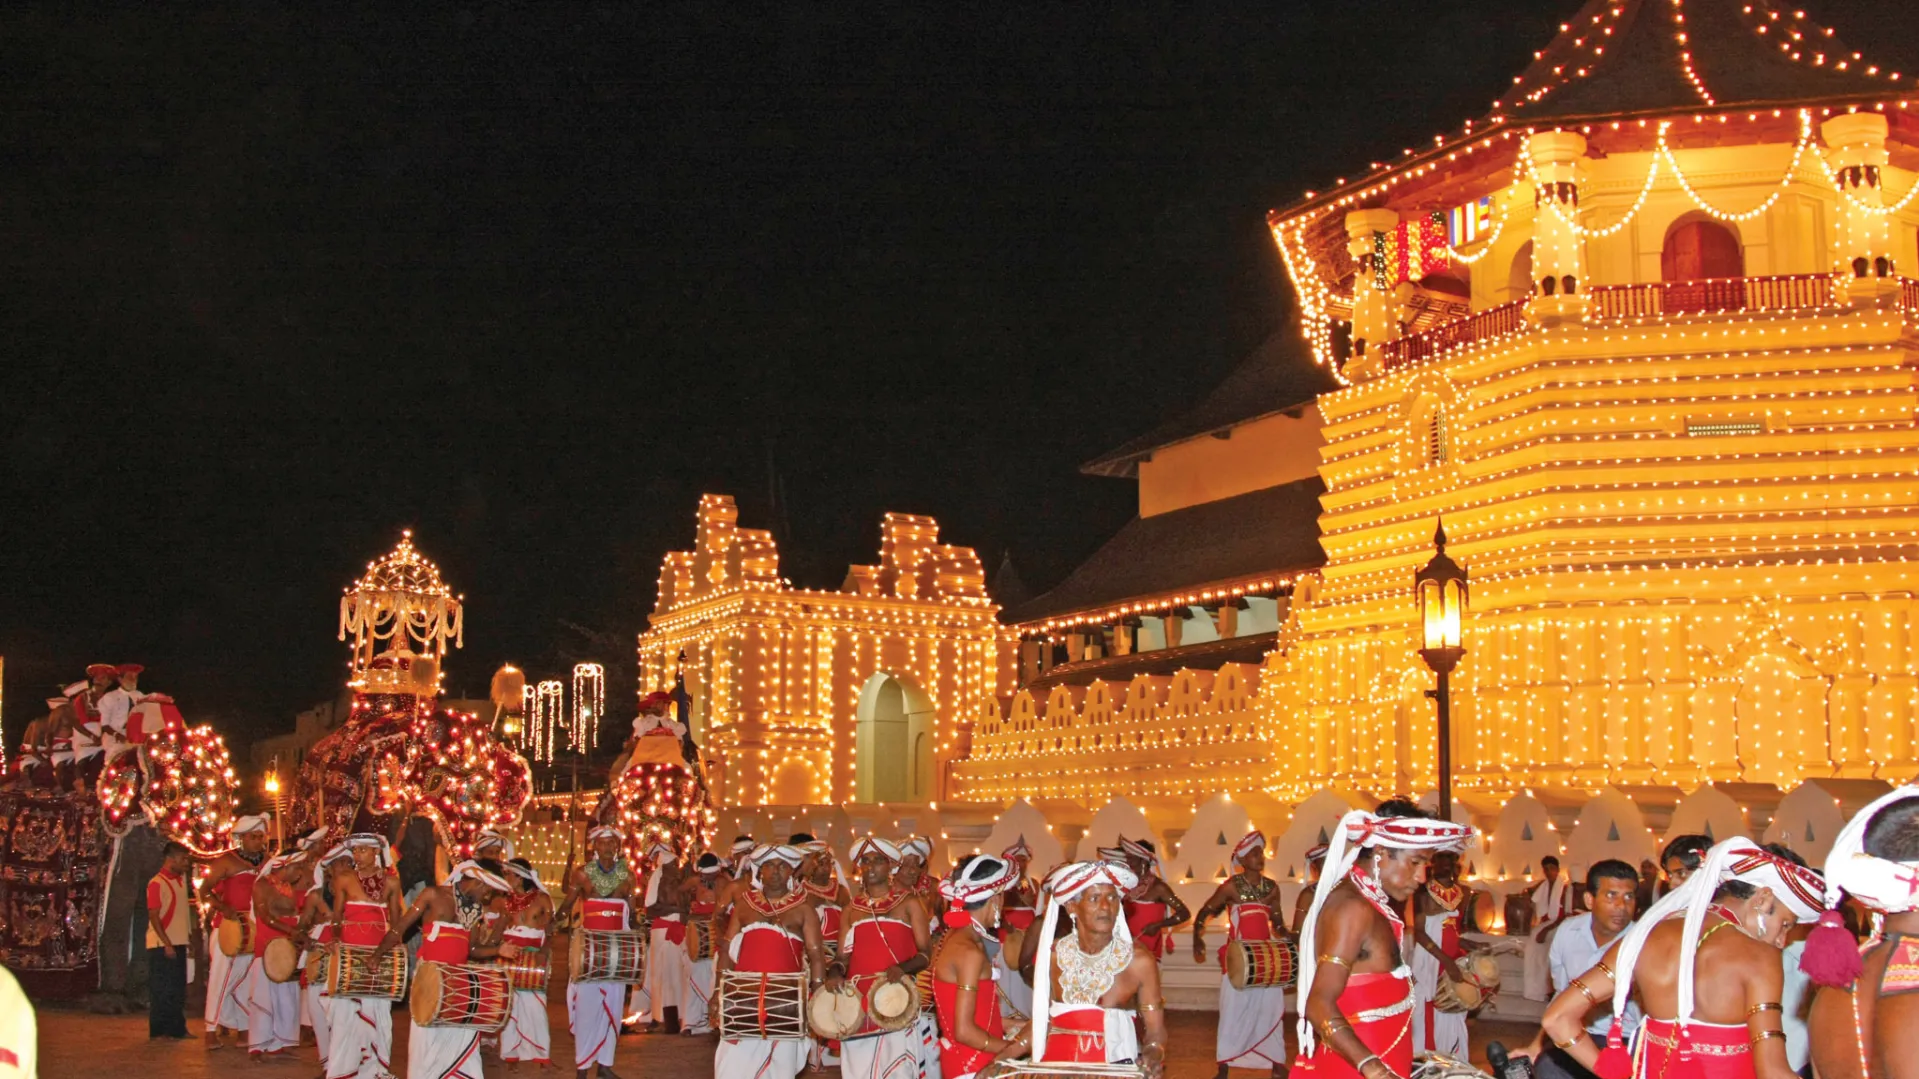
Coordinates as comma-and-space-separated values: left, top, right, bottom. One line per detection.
1522, 855, 1575, 1000
1522, 859, 1640, 1079
97, 663, 145, 760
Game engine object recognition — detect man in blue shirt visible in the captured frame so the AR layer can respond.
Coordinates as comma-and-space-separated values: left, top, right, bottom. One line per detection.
1522, 859, 1641, 1079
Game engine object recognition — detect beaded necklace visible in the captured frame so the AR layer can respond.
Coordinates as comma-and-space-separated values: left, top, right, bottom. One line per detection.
1054, 930, 1133, 1005
583, 859, 631, 898
1231, 872, 1276, 903
1349, 868, 1406, 941
742, 887, 807, 918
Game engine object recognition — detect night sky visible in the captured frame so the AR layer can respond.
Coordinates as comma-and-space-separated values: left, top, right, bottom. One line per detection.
2, 3, 1904, 749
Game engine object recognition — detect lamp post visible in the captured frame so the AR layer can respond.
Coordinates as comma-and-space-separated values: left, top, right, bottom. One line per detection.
263, 759, 286, 850
1414, 520, 1469, 823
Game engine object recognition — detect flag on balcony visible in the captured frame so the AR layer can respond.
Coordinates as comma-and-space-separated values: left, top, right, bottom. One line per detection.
1373, 213, 1450, 290
1447, 197, 1493, 248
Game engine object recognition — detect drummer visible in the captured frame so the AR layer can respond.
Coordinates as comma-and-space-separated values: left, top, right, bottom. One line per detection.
639, 839, 690, 1034
1024, 860, 1168, 1070
1411, 849, 1473, 1059
709, 835, 759, 949
498, 858, 554, 1070
201, 812, 271, 1049
377, 859, 512, 1079
1293, 802, 1472, 1079
295, 845, 351, 1072
246, 849, 311, 1059
1293, 844, 1330, 934
824, 837, 932, 1079
715, 845, 826, 1079
1119, 837, 1188, 959
896, 836, 940, 922
1194, 830, 1291, 1079
323, 837, 402, 1079
556, 824, 641, 1079
929, 856, 1026, 1079
683, 853, 726, 1038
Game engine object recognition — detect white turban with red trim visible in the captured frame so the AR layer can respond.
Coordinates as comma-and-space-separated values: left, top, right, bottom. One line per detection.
1001, 835, 1033, 862
1119, 837, 1161, 876
939, 855, 1018, 910
587, 825, 624, 845
851, 837, 901, 864
1231, 830, 1266, 867
446, 860, 511, 894
1030, 861, 1140, 1063
1824, 786, 1919, 914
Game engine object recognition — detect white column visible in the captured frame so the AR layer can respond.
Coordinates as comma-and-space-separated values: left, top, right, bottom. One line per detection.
1822, 113, 1900, 305
1344, 208, 1400, 380
1526, 131, 1588, 324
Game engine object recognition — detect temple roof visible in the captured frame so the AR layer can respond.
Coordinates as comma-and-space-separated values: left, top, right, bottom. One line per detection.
1081, 331, 1335, 479
1496, 0, 1899, 125
1004, 475, 1326, 627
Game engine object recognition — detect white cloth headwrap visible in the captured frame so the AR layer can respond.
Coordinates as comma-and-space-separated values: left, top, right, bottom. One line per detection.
642, 842, 677, 906
311, 845, 352, 891
751, 845, 804, 888
902, 836, 933, 862
233, 814, 270, 836
506, 860, 549, 895
804, 840, 849, 893
1030, 861, 1138, 1064
1607, 836, 1825, 1033
1094, 845, 1127, 866
1295, 810, 1472, 1055
1119, 837, 1161, 877
336, 833, 390, 867
1002, 835, 1033, 861
475, 830, 515, 859
851, 837, 901, 864
445, 860, 511, 894
587, 825, 624, 844
263, 850, 304, 874
1825, 786, 1919, 913
297, 827, 330, 852
1231, 830, 1266, 867
939, 855, 1018, 908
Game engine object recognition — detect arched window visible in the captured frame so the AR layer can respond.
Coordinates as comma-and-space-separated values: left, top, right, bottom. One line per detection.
1406, 392, 1449, 471
1662, 218, 1743, 281
1426, 409, 1448, 466
1507, 240, 1534, 299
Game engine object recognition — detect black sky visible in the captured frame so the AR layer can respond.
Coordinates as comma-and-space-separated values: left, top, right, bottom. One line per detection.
3, 2, 1904, 749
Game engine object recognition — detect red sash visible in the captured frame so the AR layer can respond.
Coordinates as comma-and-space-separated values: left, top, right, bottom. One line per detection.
418, 921, 471, 965
339, 901, 388, 947
1639, 1019, 1755, 1079
582, 897, 629, 932
736, 924, 804, 974
1292, 972, 1414, 1079
1042, 1005, 1109, 1063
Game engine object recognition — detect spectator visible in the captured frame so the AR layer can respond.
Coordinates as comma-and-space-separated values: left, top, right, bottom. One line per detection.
1523, 858, 1640, 1079
145, 841, 193, 1039
1659, 834, 1713, 897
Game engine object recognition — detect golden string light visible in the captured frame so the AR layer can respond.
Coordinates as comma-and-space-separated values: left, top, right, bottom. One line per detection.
570, 662, 604, 753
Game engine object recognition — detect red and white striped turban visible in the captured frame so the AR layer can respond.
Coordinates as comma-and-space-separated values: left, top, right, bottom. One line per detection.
1120, 837, 1160, 876
851, 837, 901, 864
1231, 830, 1266, 866
1031, 860, 1140, 1063
1094, 844, 1127, 866
586, 825, 624, 845
939, 855, 1018, 909
1001, 835, 1032, 862
506, 860, 549, 896
749, 844, 804, 888
901, 836, 933, 863
446, 860, 511, 893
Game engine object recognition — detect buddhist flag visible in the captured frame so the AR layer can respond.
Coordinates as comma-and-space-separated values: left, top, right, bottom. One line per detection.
1447, 196, 1493, 248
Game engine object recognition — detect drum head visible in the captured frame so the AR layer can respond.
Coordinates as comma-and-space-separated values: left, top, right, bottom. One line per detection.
410, 962, 443, 1028
1466, 952, 1501, 986
1225, 940, 1250, 990
264, 938, 299, 982
808, 986, 860, 1039
218, 918, 247, 957
868, 979, 917, 1031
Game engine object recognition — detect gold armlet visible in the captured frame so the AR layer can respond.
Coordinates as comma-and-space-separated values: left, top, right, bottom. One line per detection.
1318, 1017, 1352, 1038
1138, 1000, 1164, 1012
1747, 1002, 1782, 1016
1569, 978, 1598, 1004
954, 983, 977, 993
1555, 1032, 1588, 1051
1317, 953, 1353, 969
1595, 959, 1614, 980
1749, 1030, 1786, 1046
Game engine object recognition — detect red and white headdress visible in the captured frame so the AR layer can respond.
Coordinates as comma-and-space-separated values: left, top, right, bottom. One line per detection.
586, 825, 624, 845
1594, 836, 1823, 1079
851, 837, 901, 864
1295, 810, 1472, 1055
1031, 860, 1140, 1064
446, 860, 511, 894
1803, 786, 1919, 988
1002, 835, 1033, 862
232, 813, 271, 837
506, 860, 549, 896
1118, 837, 1160, 877
901, 836, 933, 864
750, 844, 804, 888
938, 855, 1018, 919
1094, 844, 1127, 866
475, 829, 515, 859
1231, 830, 1266, 867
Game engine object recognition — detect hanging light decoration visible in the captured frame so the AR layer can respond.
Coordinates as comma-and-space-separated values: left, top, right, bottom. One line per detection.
571, 663, 604, 753
531, 680, 564, 763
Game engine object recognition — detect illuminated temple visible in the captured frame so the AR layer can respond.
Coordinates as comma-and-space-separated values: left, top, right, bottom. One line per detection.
639, 1, 1919, 911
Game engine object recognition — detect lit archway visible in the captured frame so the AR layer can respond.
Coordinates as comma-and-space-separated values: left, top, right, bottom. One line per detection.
769, 756, 818, 806
1662, 216, 1743, 281
855, 672, 937, 804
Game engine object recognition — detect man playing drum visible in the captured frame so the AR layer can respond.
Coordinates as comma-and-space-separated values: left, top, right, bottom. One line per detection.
683, 853, 726, 1038
377, 860, 512, 1079
1196, 830, 1291, 1079
247, 849, 312, 1058
638, 840, 690, 1035
296, 846, 352, 1072
323, 836, 404, 1079
994, 838, 1040, 1025
202, 812, 272, 1049
556, 825, 641, 1079
497, 858, 554, 1070
1542, 838, 1822, 1079
823, 838, 932, 1079
1022, 860, 1167, 1074
927, 856, 1025, 1079
708, 836, 759, 952
715, 845, 826, 1079
1411, 850, 1472, 1060
1807, 788, 1919, 1079
1294, 802, 1473, 1079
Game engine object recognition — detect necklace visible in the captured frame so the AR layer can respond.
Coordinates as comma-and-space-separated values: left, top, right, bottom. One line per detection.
1349, 868, 1406, 941
1427, 880, 1465, 910
852, 887, 906, 915
1054, 930, 1133, 1005
743, 888, 806, 918
455, 891, 486, 930
356, 869, 386, 898
1232, 873, 1276, 902
236, 848, 267, 868
583, 859, 630, 898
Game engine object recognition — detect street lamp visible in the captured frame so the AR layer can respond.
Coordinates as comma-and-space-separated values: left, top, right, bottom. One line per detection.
263, 760, 286, 849
1414, 520, 1468, 823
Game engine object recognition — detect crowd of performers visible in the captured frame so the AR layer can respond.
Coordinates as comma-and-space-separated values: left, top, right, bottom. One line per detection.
7, 661, 156, 790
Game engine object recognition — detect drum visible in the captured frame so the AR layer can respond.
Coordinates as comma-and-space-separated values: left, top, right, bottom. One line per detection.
915, 965, 936, 1013
411, 961, 512, 1031
806, 983, 865, 1040
717, 970, 808, 1041
1434, 952, 1501, 1013
495, 952, 550, 993
568, 929, 647, 984
688, 919, 715, 962
867, 975, 921, 1032
263, 937, 300, 983
993, 1063, 1147, 1078
1413, 1051, 1496, 1079
217, 916, 254, 958
1225, 938, 1298, 990
305, 947, 332, 991
328, 943, 409, 1000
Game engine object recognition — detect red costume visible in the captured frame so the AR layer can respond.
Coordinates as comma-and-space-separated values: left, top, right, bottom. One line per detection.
1636, 1018, 1754, 1079
933, 966, 1003, 1079
1124, 890, 1171, 958
1291, 971, 1416, 1079
417, 922, 472, 965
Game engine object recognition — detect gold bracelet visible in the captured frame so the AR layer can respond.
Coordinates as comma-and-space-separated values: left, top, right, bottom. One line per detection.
1749, 1030, 1786, 1046
1555, 1032, 1587, 1051
1748, 1002, 1782, 1016
1569, 977, 1599, 1004
1318, 953, 1353, 969
1318, 1017, 1352, 1038
955, 983, 977, 992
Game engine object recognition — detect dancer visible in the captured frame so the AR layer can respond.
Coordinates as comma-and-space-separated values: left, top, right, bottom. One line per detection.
1294, 802, 1473, 1079
1119, 838, 1188, 959
1540, 838, 1820, 1079
714, 845, 825, 1079
246, 849, 310, 1058
826, 838, 931, 1079
1196, 830, 1290, 1079
1805, 788, 1919, 1079
498, 858, 554, 1071
682, 854, 725, 1037
557, 825, 640, 1079
202, 813, 271, 1048
995, 838, 1040, 1023
927, 856, 1024, 1079
378, 860, 512, 1079
1024, 860, 1167, 1071
324, 837, 401, 1079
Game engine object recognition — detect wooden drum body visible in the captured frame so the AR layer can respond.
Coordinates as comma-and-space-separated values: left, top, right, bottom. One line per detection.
688, 919, 715, 963
569, 929, 647, 984
327, 943, 409, 1000
717, 970, 808, 1041
411, 961, 512, 1032
1224, 938, 1298, 990
304, 947, 332, 990
262, 937, 300, 983
217, 916, 253, 958
496, 953, 550, 993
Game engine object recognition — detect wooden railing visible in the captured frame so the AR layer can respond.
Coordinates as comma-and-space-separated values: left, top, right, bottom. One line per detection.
1588, 273, 1839, 318
1903, 277, 1919, 316
1379, 299, 1526, 371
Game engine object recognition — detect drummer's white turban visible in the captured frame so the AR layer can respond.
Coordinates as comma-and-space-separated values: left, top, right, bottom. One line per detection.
901, 836, 932, 862
1805, 786, 1919, 988
1231, 830, 1266, 867
587, 825, 624, 845
475, 829, 515, 858
750, 844, 804, 887
446, 860, 511, 893
938, 855, 1018, 911
505, 860, 549, 896
232, 814, 270, 837
1119, 837, 1161, 876
851, 837, 901, 864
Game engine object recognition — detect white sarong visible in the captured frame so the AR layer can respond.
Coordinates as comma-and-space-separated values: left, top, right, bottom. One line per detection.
245, 962, 301, 1055
306, 978, 332, 1067
683, 955, 715, 1033
325, 996, 394, 1079
716, 1035, 807, 1079
841, 1028, 917, 1079
1411, 911, 1469, 1059
1216, 974, 1288, 1067
204, 943, 253, 1032
501, 991, 549, 1064
645, 918, 689, 1022
568, 980, 625, 1068
407, 1019, 481, 1079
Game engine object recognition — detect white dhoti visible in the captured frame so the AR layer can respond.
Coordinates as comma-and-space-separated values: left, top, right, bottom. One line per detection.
716, 1036, 807, 1079
500, 990, 550, 1064
407, 1019, 482, 1079
325, 996, 395, 1079
645, 920, 689, 1022
204, 945, 253, 1032
1411, 936, 1469, 1057
568, 980, 625, 1069
992, 948, 1032, 1022
1216, 976, 1288, 1067
840, 1029, 918, 1079
245, 963, 301, 1055
914, 1012, 942, 1079
307, 981, 333, 1066
683, 956, 715, 1033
